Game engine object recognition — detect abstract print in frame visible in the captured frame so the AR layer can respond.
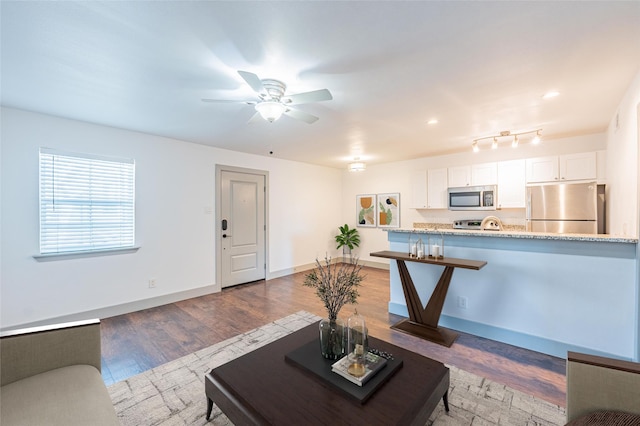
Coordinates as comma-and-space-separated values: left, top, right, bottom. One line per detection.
356, 194, 376, 227
377, 193, 400, 228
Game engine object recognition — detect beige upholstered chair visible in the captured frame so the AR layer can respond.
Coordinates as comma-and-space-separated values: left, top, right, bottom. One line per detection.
566, 351, 640, 425
0, 319, 119, 425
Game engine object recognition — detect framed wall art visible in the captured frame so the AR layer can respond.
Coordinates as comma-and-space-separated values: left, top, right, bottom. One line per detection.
356, 194, 376, 227
377, 193, 400, 228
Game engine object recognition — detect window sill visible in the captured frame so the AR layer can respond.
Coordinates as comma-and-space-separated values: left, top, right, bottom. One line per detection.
33, 246, 140, 262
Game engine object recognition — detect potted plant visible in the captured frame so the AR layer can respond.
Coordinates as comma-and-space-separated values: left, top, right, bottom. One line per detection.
335, 224, 361, 261
304, 256, 364, 359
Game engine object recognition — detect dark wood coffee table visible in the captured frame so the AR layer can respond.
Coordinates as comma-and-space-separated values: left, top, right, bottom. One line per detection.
205, 322, 449, 425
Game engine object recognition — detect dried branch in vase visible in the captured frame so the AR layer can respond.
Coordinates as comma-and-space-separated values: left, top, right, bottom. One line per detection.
303, 256, 365, 321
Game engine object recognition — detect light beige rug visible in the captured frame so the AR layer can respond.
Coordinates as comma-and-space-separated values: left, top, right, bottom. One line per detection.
107, 311, 566, 425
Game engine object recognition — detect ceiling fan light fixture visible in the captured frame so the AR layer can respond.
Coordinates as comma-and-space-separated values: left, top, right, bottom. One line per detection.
348, 161, 366, 172
492, 137, 498, 149
255, 101, 287, 122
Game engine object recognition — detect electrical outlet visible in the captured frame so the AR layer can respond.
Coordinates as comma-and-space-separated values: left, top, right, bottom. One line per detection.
458, 296, 468, 309
148, 279, 157, 288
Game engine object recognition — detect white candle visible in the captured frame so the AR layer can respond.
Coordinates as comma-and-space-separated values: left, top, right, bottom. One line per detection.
417, 249, 424, 259
411, 245, 417, 257
432, 245, 440, 258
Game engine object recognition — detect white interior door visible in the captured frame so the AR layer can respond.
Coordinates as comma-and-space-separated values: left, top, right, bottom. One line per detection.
220, 170, 266, 288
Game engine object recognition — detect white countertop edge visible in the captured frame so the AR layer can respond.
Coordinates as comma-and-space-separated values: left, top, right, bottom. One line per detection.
385, 228, 638, 244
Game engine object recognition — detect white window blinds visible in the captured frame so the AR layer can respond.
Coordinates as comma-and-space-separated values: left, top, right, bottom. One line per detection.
39, 148, 135, 254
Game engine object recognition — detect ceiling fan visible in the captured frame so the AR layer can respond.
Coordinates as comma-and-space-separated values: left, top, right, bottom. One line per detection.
202, 71, 332, 124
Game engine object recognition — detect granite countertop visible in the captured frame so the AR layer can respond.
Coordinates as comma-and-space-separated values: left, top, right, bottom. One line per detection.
387, 223, 638, 244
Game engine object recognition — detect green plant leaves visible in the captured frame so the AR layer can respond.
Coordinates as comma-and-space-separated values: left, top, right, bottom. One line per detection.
335, 223, 361, 250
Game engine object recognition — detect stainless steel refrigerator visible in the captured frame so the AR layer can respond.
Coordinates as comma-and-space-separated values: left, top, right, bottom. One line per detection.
526, 182, 605, 234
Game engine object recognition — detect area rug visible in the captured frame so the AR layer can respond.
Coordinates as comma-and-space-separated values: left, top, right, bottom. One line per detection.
107, 311, 566, 425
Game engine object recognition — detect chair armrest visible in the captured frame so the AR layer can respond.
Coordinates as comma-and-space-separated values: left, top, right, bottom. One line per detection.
566, 351, 640, 421
0, 319, 102, 386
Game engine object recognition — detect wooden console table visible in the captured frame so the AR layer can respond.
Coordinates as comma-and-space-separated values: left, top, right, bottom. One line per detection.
370, 250, 487, 347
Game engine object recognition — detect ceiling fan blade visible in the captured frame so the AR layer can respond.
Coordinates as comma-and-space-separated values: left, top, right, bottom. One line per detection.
201, 99, 257, 105
284, 108, 319, 124
238, 70, 266, 94
282, 89, 332, 105
247, 111, 265, 124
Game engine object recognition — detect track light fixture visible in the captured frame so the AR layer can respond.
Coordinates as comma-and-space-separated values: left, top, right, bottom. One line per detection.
472, 129, 542, 152
532, 130, 542, 145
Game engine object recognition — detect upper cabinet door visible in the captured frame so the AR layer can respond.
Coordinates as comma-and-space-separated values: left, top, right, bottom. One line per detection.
448, 166, 471, 187
427, 168, 448, 209
497, 160, 526, 208
526, 156, 558, 183
471, 162, 497, 186
560, 152, 597, 181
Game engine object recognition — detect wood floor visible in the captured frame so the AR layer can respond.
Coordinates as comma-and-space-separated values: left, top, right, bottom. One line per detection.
100, 266, 567, 407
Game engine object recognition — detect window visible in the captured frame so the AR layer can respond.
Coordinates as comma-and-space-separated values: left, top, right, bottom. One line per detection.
39, 148, 135, 255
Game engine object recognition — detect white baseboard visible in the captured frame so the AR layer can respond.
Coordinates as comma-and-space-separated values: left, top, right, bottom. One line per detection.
268, 258, 388, 280
1, 285, 218, 332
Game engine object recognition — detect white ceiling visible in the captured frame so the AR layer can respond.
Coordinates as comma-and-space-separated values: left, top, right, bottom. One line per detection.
2, 1, 640, 169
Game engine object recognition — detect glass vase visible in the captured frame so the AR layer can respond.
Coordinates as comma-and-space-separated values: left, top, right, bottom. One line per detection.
319, 318, 345, 360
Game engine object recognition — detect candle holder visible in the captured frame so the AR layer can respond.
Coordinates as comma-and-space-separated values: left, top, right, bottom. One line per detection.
415, 237, 425, 259
347, 311, 368, 378
428, 235, 444, 259
408, 232, 417, 258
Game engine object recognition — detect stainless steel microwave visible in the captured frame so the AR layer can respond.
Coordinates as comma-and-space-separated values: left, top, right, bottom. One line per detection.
448, 185, 497, 211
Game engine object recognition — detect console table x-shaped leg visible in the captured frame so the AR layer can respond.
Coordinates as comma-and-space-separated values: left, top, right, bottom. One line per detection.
392, 259, 458, 347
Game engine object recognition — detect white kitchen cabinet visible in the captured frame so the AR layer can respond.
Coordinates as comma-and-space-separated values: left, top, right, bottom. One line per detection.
427, 168, 448, 209
526, 152, 597, 183
526, 156, 558, 182
471, 162, 498, 186
561, 152, 597, 181
409, 170, 427, 208
447, 166, 471, 187
497, 159, 526, 208
447, 162, 497, 187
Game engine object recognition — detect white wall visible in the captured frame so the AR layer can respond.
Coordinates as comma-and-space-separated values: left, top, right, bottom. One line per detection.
0, 107, 342, 328
606, 70, 640, 237
342, 132, 607, 266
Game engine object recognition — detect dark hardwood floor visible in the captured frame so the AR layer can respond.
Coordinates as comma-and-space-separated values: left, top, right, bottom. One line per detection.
100, 266, 567, 407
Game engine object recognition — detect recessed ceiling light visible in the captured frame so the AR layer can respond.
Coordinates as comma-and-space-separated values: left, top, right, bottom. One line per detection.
543, 91, 560, 99
427, 119, 438, 125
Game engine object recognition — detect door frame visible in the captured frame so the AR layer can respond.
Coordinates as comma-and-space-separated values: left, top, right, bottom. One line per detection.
215, 165, 269, 291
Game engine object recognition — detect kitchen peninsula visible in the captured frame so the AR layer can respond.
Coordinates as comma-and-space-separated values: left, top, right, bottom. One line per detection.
381, 227, 638, 361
